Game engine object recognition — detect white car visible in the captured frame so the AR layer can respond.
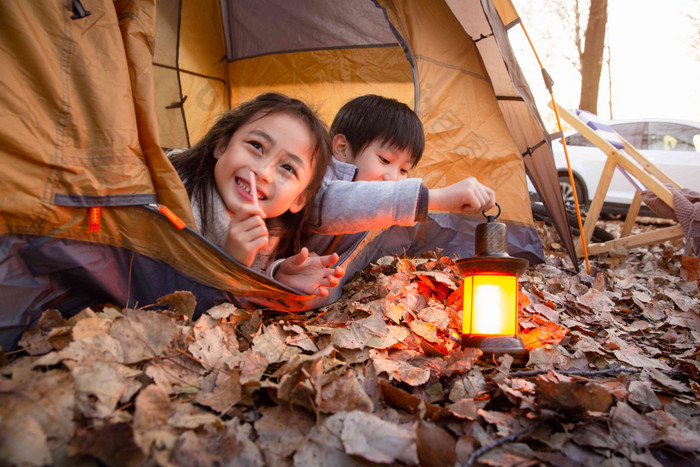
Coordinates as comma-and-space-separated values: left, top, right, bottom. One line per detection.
546, 118, 700, 215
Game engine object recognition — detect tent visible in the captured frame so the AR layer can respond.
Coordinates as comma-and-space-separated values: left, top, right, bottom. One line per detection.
0, 0, 575, 349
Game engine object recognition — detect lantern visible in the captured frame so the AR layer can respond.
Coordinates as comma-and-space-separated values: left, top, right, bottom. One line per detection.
455, 204, 529, 364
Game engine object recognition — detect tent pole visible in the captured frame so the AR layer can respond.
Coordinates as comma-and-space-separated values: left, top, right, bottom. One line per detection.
517, 21, 591, 274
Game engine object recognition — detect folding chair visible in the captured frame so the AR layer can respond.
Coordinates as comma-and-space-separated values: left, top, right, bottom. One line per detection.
552, 102, 684, 257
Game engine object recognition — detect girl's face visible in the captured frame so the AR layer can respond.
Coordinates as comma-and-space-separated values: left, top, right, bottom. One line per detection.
214, 112, 315, 218
344, 139, 413, 182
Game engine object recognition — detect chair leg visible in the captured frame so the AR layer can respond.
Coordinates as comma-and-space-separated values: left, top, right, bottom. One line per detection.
576, 153, 619, 256
621, 191, 643, 238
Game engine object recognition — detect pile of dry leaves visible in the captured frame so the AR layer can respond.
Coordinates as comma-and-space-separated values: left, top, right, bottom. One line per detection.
1, 218, 699, 466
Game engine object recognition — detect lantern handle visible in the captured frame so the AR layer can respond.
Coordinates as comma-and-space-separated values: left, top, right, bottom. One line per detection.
482, 202, 501, 222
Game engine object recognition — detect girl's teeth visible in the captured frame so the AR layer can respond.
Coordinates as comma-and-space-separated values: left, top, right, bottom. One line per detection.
237, 179, 262, 199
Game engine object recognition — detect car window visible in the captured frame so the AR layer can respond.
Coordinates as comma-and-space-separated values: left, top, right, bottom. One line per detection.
609, 122, 644, 147
563, 133, 594, 147
563, 121, 644, 148
646, 122, 700, 152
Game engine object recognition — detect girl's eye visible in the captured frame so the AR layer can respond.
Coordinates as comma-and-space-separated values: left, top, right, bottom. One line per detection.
249, 141, 263, 152
400, 169, 409, 176
281, 164, 298, 176
378, 156, 389, 164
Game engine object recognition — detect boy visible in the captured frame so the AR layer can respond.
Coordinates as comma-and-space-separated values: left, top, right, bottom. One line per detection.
274, 95, 495, 296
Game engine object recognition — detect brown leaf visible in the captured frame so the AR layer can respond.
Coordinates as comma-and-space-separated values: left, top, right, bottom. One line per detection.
681, 254, 700, 281
610, 401, 660, 448
613, 349, 671, 371
195, 370, 241, 414
134, 384, 176, 455
72, 361, 141, 418
415, 419, 457, 467
69, 423, 145, 466
0, 371, 73, 467
372, 351, 430, 386
628, 380, 662, 410
366, 324, 409, 349
204, 301, 239, 319
0, 411, 52, 465
189, 318, 242, 369
408, 319, 440, 343
571, 421, 612, 449
443, 347, 481, 376
157, 290, 196, 319
252, 326, 299, 363
284, 323, 319, 352
170, 421, 265, 466
447, 398, 477, 419
239, 351, 268, 384
319, 369, 373, 413
339, 411, 417, 464
72, 316, 112, 340
479, 442, 537, 466
109, 309, 178, 363
168, 403, 220, 429
647, 409, 700, 452
379, 379, 454, 420
535, 379, 614, 414
254, 405, 314, 465
331, 312, 388, 349
576, 288, 615, 312
59, 334, 124, 364
18, 309, 67, 355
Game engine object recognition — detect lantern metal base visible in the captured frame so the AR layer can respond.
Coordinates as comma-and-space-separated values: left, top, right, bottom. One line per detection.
457, 335, 529, 365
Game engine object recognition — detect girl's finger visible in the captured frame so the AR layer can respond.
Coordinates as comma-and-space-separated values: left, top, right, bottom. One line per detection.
230, 203, 267, 220
291, 247, 309, 266
320, 252, 339, 267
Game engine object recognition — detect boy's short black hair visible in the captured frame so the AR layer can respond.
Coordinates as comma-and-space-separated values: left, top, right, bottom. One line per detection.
330, 95, 425, 167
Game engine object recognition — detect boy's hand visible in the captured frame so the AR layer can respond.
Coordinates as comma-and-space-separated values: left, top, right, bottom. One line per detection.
224, 204, 269, 267
274, 248, 345, 297
428, 177, 496, 215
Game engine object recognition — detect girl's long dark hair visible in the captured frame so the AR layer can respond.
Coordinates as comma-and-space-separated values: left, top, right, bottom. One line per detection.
170, 93, 331, 260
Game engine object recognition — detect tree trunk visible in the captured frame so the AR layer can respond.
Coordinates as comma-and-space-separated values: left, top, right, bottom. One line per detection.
578, 0, 607, 114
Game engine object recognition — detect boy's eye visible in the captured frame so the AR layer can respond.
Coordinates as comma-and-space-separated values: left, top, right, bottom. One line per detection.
378, 156, 389, 164
249, 141, 263, 152
400, 169, 409, 176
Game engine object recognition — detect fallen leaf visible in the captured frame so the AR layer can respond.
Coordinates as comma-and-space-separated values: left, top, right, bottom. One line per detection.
535, 379, 614, 414
415, 418, 457, 467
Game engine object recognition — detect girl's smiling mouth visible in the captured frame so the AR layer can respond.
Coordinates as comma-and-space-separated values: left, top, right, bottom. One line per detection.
235, 177, 266, 202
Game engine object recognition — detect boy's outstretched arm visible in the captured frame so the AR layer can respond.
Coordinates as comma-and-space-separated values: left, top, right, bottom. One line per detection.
273, 248, 345, 297
428, 176, 496, 215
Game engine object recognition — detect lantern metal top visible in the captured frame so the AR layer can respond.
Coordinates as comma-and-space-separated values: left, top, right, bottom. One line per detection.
455, 203, 529, 276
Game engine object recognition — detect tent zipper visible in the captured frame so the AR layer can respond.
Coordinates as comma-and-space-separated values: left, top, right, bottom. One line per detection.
147, 203, 187, 230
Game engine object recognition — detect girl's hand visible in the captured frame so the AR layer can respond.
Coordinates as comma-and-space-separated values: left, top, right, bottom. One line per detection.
224, 203, 269, 267
274, 248, 345, 297
428, 177, 496, 214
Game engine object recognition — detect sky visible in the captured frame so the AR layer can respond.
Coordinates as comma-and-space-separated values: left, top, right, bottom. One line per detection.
509, 0, 700, 131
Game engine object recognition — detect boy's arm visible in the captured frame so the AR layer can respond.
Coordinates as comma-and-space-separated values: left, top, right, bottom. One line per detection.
308, 178, 428, 235
427, 177, 496, 214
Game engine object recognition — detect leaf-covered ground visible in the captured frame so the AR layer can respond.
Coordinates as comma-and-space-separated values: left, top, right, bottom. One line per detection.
1, 217, 699, 466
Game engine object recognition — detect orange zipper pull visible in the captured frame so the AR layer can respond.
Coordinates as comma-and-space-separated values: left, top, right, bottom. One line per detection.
158, 205, 186, 230
88, 207, 101, 233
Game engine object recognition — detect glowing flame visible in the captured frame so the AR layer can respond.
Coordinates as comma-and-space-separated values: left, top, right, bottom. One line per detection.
463, 274, 517, 335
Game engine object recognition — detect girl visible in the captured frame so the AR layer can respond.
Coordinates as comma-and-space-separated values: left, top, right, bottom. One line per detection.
170, 93, 344, 296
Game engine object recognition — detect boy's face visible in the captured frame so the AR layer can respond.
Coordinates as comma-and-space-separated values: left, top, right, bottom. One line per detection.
348, 140, 413, 182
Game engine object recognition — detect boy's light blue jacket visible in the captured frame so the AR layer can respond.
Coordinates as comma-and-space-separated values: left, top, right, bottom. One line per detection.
306, 160, 429, 255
